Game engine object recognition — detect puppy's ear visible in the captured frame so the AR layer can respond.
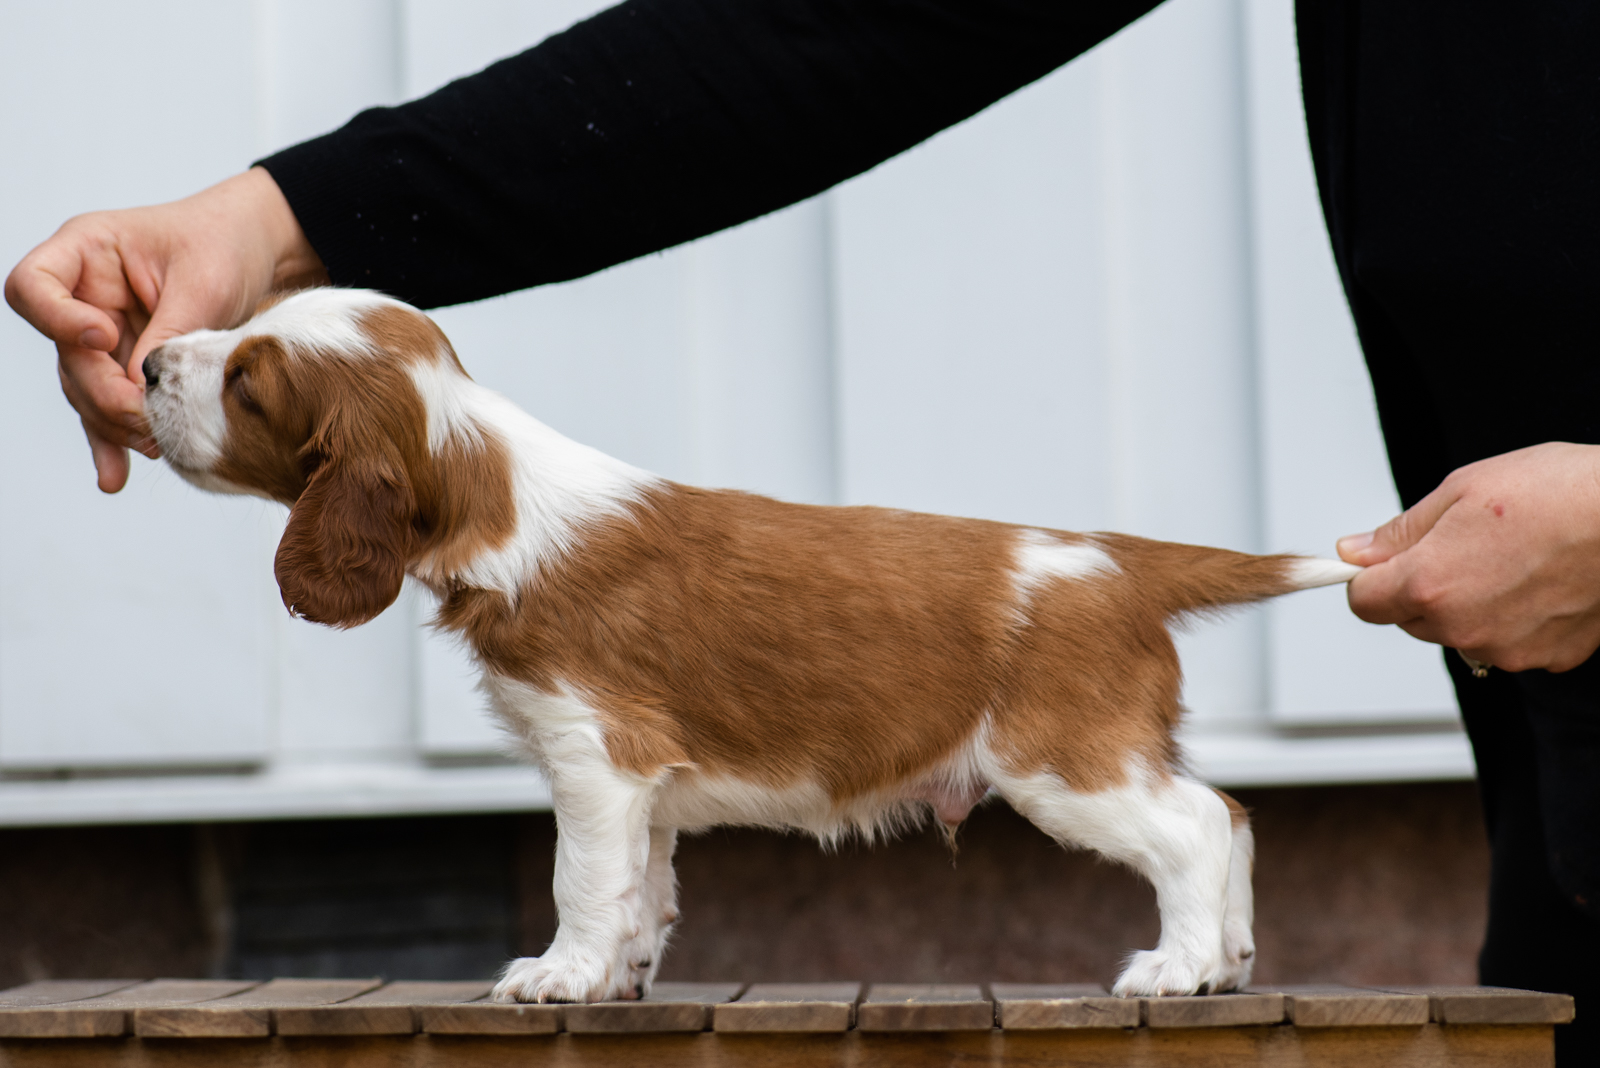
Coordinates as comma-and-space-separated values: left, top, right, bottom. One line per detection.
274, 453, 417, 628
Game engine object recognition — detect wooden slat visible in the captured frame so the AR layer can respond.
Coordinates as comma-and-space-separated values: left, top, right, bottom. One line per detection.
990, 983, 1140, 1029
564, 982, 744, 1034
1262, 985, 1430, 1027
713, 983, 861, 1033
420, 1000, 563, 1036
0, 981, 144, 1039
1142, 991, 1285, 1028
0, 981, 143, 1008
135, 978, 382, 1038
0, 979, 256, 1039
277, 980, 493, 1036
1376, 985, 1576, 1025
856, 984, 993, 1032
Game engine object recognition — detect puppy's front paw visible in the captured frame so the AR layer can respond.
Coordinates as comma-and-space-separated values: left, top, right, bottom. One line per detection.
1111, 948, 1221, 998
492, 951, 629, 1004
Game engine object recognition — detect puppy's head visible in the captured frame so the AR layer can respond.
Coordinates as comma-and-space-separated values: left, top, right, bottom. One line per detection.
144, 288, 504, 628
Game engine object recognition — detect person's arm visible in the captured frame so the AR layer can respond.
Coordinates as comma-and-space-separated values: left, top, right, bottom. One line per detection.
8, 0, 1159, 492
1339, 442, 1600, 673
258, 0, 1162, 308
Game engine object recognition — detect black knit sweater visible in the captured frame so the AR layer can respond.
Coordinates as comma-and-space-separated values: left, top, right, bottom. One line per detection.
257, 0, 1160, 308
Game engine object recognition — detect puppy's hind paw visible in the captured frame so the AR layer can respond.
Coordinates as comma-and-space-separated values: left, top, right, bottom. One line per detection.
1214, 933, 1255, 993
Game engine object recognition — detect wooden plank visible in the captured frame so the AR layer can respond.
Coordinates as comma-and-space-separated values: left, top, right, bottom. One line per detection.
990, 983, 1140, 1029
856, 984, 992, 1032
1377, 985, 1576, 1025
0, 981, 144, 1040
134, 978, 381, 1038
713, 983, 861, 1033
1142, 991, 1285, 1028
277, 981, 493, 1036
0, 979, 256, 1039
565, 982, 744, 1034
421, 1001, 563, 1036
0, 981, 143, 1008
1262, 984, 1430, 1027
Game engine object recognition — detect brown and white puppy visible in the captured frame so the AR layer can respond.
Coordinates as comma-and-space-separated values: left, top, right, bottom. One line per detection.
143, 287, 1359, 1003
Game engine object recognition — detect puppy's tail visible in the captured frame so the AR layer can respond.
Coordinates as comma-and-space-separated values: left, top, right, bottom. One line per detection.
1096, 533, 1361, 621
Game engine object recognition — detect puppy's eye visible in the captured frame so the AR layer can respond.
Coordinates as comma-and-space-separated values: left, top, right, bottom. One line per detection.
226, 368, 263, 414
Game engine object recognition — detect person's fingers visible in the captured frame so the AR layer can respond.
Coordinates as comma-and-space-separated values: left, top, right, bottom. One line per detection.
3, 243, 123, 351
1345, 557, 1427, 626
58, 346, 150, 447
84, 422, 131, 494
1337, 484, 1460, 566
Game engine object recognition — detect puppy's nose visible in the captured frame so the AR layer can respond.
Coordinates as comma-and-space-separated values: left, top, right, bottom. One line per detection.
143, 348, 167, 389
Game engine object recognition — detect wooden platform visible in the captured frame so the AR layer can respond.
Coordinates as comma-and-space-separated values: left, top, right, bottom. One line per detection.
0, 979, 1573, 1066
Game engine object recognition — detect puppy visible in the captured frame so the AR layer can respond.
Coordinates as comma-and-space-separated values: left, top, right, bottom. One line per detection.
143, 287, 1358, 1003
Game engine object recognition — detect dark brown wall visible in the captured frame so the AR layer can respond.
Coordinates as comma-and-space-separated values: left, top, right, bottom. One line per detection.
1, 781, 1488, 990
0, 824, 213, 984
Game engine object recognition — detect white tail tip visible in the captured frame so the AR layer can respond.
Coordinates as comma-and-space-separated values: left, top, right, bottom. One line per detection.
1287, 558, 1362, 590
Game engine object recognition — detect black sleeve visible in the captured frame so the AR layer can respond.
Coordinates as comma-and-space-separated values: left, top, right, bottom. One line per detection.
257, 0, 1161, 309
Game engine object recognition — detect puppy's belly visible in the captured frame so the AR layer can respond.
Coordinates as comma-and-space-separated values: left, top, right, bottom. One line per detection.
483, 671, 993, 840
653, 771, 991, 842
655, 773, 887, 836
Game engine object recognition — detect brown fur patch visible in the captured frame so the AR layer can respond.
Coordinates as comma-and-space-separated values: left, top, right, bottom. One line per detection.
358, 304, 470, 375
439, 488, 1017, 794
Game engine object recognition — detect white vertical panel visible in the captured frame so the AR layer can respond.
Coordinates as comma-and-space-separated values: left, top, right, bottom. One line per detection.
0, 1, 274, 768
1095, 0, 1265, 726
685, 200, 838, 505
1097, 0, 1259, 546
255, 0, 403, 156
254, 0, 428, 764
401, 0, 603, 97
834, 62, 1112, 531
1242, 0, 1454, 723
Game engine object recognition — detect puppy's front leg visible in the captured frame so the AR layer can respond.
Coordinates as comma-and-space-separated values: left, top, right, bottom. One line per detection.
493, 757, 659, 1004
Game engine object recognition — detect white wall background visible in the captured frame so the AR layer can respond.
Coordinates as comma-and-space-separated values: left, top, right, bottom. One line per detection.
0, 0, 1469, 825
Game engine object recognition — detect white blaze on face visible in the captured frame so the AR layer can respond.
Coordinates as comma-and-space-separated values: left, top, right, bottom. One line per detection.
142, 327, 237, 488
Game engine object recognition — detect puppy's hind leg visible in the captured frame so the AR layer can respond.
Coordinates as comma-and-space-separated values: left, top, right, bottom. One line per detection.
994, 763, 1234, 997
621, 825, 679, 998
1214, 789, 1256, 991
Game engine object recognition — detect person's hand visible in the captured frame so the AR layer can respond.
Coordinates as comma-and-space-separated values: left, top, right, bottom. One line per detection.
4, 167, 327, 492
1337, 442, 1600, 673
